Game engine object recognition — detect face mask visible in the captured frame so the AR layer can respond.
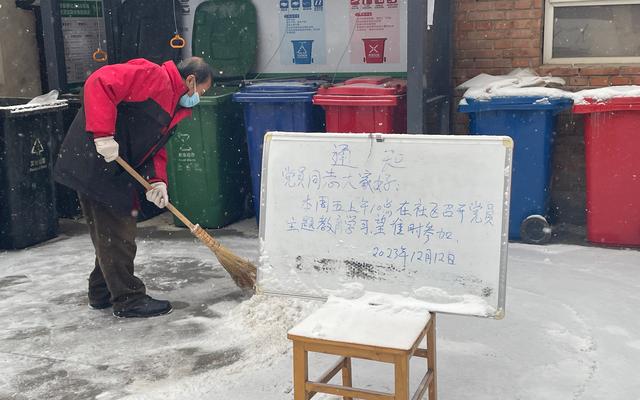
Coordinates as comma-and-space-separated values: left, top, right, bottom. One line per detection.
179, 78, 200, 108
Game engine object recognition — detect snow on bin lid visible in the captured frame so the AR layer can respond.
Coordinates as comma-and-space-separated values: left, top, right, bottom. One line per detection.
573, 86, 640, 113
462, 86, 573, 101
0, 99, 68, 116
316, 76, 407, 96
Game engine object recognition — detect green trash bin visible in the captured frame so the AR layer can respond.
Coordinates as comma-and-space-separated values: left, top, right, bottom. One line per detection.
166, 87, 252, 228
0, 98, 68, 249
166, 0, 256, 228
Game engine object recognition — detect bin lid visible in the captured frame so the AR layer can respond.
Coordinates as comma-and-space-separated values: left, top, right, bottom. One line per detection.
240, 80, 326, 93
0, 99, 68, 117
315, 76, 407, 96
573, 96, 640, 113
232, 90, 318, 103
458, 96, 573, 113
193, 0, 257, 79
232, 79, 326, 102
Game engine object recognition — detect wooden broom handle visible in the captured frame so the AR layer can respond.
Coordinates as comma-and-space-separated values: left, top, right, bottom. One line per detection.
115, 156, 195, 230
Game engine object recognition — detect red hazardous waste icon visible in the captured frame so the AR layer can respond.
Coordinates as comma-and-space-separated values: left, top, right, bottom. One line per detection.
362, 38, 387, 63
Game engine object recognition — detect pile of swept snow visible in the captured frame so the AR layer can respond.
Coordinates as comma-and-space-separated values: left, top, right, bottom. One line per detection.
223, 294, 321, 371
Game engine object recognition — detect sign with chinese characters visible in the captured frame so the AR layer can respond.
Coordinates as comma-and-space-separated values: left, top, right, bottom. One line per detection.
349, 0, 401, 65
259, 132, 513, 318
251, 0, 407, 74
278, 0, 326, 65
29, 138, 47, 173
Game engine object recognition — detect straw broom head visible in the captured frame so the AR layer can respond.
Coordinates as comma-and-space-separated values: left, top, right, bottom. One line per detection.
191, 225, 257, 289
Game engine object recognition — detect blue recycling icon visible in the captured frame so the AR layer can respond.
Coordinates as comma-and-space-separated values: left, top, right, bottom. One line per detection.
292, 40, 314, 64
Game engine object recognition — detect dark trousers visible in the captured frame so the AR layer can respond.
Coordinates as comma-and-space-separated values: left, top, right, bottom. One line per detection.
78, 194, 146, 304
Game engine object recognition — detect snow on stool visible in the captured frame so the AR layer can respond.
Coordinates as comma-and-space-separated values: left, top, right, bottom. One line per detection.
287, 293, 437, 400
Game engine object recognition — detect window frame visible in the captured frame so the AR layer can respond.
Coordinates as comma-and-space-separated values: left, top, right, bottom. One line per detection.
544, 0, 640, 64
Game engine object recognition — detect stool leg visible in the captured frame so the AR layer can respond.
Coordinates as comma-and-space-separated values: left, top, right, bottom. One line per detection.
427, 313, 438, 400
293, 342, 309, 400
394, 355, 410, 400
341, 357, 353, 400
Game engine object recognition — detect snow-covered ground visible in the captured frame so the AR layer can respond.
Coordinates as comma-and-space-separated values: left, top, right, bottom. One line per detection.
1, 214, 639, 400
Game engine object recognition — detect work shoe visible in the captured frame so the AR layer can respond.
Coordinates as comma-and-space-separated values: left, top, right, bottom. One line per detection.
112, 295, 172, 318
89, 299, 113, 310
88, 285, 112, 309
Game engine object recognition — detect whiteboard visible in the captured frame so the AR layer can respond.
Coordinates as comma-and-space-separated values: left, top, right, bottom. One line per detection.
258, 132, 512, 318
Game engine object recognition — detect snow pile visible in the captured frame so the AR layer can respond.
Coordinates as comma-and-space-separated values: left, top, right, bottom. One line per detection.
459, 69, 640, 105
223, 294, 321, 371
458, 68, 572, 101
413, 286, 494, 316
289, 292, 433, 349
0, 90, 68, 114
573, 85, 640, 105
322, 281, 366, 299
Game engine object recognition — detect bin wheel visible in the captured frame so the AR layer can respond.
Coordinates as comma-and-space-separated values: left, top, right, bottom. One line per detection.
520, 215, 552, 244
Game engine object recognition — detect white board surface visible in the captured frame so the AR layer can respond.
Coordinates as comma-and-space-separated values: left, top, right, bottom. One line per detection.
258, 132, 512, 318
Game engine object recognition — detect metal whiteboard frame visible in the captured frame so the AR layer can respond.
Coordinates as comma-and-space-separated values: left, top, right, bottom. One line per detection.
258, 132, 512, 319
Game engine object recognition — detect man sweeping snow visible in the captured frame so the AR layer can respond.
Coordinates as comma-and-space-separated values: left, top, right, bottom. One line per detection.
54, 57, 213, 318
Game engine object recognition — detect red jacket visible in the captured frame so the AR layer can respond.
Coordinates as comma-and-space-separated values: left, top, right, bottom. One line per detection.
54, 59, 193, 213
83, 58, 192, 184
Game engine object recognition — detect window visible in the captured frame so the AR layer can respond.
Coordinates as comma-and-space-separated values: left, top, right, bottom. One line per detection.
544, 0, 640, 64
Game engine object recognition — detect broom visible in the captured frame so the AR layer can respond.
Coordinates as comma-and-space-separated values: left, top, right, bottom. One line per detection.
115, 156, 257, 289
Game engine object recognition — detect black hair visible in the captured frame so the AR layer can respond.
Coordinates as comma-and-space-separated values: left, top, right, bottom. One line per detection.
177, 57, 214, 84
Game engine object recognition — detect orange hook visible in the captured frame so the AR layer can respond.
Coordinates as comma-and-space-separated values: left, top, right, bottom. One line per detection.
170, 34, 186, 49
92, 49, 108, 63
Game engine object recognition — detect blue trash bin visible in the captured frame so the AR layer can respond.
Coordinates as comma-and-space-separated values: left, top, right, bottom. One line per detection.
232, 80, 325, 220
458, 96, 573, 243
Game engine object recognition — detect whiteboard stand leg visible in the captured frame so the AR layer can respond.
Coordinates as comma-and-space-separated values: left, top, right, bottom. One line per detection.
427, 312, 438, 400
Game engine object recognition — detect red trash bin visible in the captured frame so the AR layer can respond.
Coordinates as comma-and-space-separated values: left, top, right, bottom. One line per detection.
312, 76, 406, 133
573, 97, 640, 246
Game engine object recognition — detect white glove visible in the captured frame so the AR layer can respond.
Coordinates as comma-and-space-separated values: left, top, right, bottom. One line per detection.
145, 182, 168, 208
94, 136, 119, 162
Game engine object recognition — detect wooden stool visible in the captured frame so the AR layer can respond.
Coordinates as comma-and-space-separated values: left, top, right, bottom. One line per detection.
287, 296, 437, 400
